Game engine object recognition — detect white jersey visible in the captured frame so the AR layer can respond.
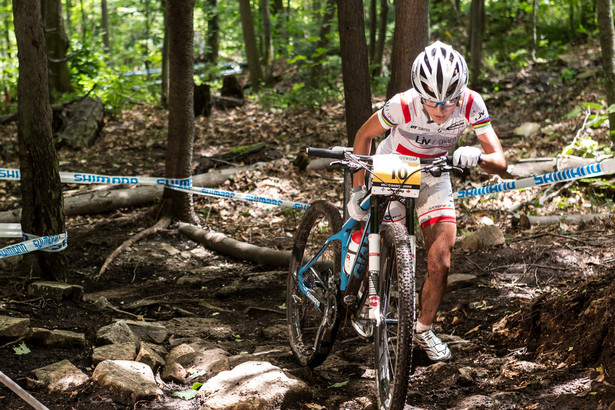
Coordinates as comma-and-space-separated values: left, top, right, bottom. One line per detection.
376, 88, 493, 158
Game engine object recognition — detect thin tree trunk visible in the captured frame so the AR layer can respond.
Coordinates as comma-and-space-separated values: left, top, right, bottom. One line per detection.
308, 0, 336, 88
239, 0, 263, 91
261, 0, 274, 86
205, 0, 219, 66
597, 0, 615, 141
337, 0, 372, 145
161, 0, 169, 106
101, 0, 110, 52
13, 0, 66, 281
162, 0, 198, 223
469, 0, 484, 86
42, 0, 73, 94
373, 0, 388, 77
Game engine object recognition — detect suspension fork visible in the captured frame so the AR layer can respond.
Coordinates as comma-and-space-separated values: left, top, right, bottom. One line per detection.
367, 197, 382, 323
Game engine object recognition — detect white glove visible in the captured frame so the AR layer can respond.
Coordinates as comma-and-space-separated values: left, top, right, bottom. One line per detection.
347, 186, 369, 220
453, 146, 482, 168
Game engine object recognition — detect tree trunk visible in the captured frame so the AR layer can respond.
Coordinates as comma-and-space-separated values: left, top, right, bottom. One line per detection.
469, 0, 485, 87
308, 0, 337, 88
101, 0, 110, 52
373, 0, 388, 77
161, 0, 169, 106
337, 0, 372, 146
163, 0, 198, 224
368, 0, 376, 63
41, 0, 73, 94
530, 0, 537, 61
239, 0, 263, 91
386, 0, 428, 99
205, 0, 220, 66
597, 0, 615, 141
261, 0, 274, 86
13, 0, 66, 280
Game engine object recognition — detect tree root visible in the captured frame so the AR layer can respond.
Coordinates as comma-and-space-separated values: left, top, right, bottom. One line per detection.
94, 215, 172, 281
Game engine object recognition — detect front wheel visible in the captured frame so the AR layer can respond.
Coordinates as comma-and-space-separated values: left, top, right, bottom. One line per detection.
374, 223, 416, 410
287, 200, 342, 368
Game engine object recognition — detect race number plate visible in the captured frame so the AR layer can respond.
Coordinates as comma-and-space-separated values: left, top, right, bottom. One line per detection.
371, 154, 421, 198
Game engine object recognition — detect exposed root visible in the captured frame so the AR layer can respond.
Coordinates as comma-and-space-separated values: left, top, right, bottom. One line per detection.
94, 215, 172, 281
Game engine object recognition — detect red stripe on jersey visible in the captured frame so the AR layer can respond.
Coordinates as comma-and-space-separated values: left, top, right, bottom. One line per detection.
400, 94, 412, 123
395, 144, 444, 158
464, 91, 475, 122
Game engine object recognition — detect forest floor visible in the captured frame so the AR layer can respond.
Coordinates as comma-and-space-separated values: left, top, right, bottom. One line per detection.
1, 43, 615, 409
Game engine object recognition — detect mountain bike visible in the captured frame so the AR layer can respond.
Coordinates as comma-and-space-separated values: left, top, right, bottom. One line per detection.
287, 147, 462, 410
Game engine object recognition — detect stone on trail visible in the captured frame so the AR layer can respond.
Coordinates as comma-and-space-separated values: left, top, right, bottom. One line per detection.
460, 225, 505, 251
27, 281, 84, 302
92, 342, 137, 364
28, 328, 86, 347
0, 315, 30, 338
32, 359, 89, 392
197, 361, 311, 409
96, 320, 140, 345
513, 122, 541, 137
92, 360, 162, 405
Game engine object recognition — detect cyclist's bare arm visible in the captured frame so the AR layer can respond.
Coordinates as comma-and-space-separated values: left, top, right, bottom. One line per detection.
352, 112, 387, 187
476, 129, 507, 175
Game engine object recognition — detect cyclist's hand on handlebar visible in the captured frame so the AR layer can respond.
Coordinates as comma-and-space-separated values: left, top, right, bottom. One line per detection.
453, 146, 482, 168
348, 186, 369, 221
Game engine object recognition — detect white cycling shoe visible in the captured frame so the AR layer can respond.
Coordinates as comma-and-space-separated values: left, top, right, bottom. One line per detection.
414, 329, 451, 361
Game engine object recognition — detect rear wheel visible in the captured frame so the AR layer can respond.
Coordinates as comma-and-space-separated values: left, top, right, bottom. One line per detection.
287, 200, 342, 368
374, 223, 416, 410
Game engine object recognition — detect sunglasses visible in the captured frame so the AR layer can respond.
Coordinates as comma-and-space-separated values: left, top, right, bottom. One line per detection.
421, 97, 459, 109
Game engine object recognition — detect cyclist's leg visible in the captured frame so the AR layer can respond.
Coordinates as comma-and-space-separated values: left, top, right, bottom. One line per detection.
414, 172, 456, 361
419, 221, 456, 325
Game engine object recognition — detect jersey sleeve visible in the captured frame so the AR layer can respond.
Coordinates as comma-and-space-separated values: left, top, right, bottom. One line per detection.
464, 90, 493, 135
377, 93, 405, 130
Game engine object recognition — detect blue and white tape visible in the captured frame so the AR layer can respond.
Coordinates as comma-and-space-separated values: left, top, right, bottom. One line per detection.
0, 231, 67, 259
454, 158, 615, 199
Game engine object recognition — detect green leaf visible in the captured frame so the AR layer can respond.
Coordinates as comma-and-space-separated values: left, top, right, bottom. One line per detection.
328, 380, 349, 389
172, 389, 199, 400
13, 342, 30, 355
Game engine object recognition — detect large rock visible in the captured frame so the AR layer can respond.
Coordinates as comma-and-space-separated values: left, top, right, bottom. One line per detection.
92, 360, 162, 405
28, 328, 86, 347
460, 225, 505, 251
197, 361, 311, 409
162, 345, 229, 383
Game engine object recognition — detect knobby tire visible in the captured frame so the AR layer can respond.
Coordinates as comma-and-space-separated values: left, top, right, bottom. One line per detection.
374, 223, 416, 410
287, 200, 342, 368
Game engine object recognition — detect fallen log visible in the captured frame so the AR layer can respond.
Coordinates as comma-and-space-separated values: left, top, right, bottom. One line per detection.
506, 156, 603, 178
0, 164, 263, 223
513, 213, 615, 228
178, 222, 291, 268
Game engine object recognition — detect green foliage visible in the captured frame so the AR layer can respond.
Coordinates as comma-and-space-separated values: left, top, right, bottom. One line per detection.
172, 382, 203, 400
255, 82, 343, 110
13, 342, 30, 355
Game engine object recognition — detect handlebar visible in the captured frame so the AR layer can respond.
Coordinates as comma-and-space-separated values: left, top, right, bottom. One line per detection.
306, 147, 453, 166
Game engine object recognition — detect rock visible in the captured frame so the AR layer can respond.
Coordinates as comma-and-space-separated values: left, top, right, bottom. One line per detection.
92, 360, 162, 405
28, 328, 86, 347
96, 320, 140, 345
27, 281, 83, 302
447, 274, 477, 292
0, 315, 30, 338
163, 317, 234, 340
136, 342, 166, 371
513, 122, 541, 137
452, 394, 500, 409
197, 361, 311, 409
460, 225, 505, 251
161, 346, 230, 383
120, 319, 168, 344
32, 360, 88, 392
92, 342, 137, 364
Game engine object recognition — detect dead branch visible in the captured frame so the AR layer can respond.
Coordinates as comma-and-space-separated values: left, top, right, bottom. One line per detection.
94, 215, 172, 281
513, 213, 615, 228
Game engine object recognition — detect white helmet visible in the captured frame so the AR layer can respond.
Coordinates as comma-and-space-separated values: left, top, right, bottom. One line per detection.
411, 41, 468, 102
